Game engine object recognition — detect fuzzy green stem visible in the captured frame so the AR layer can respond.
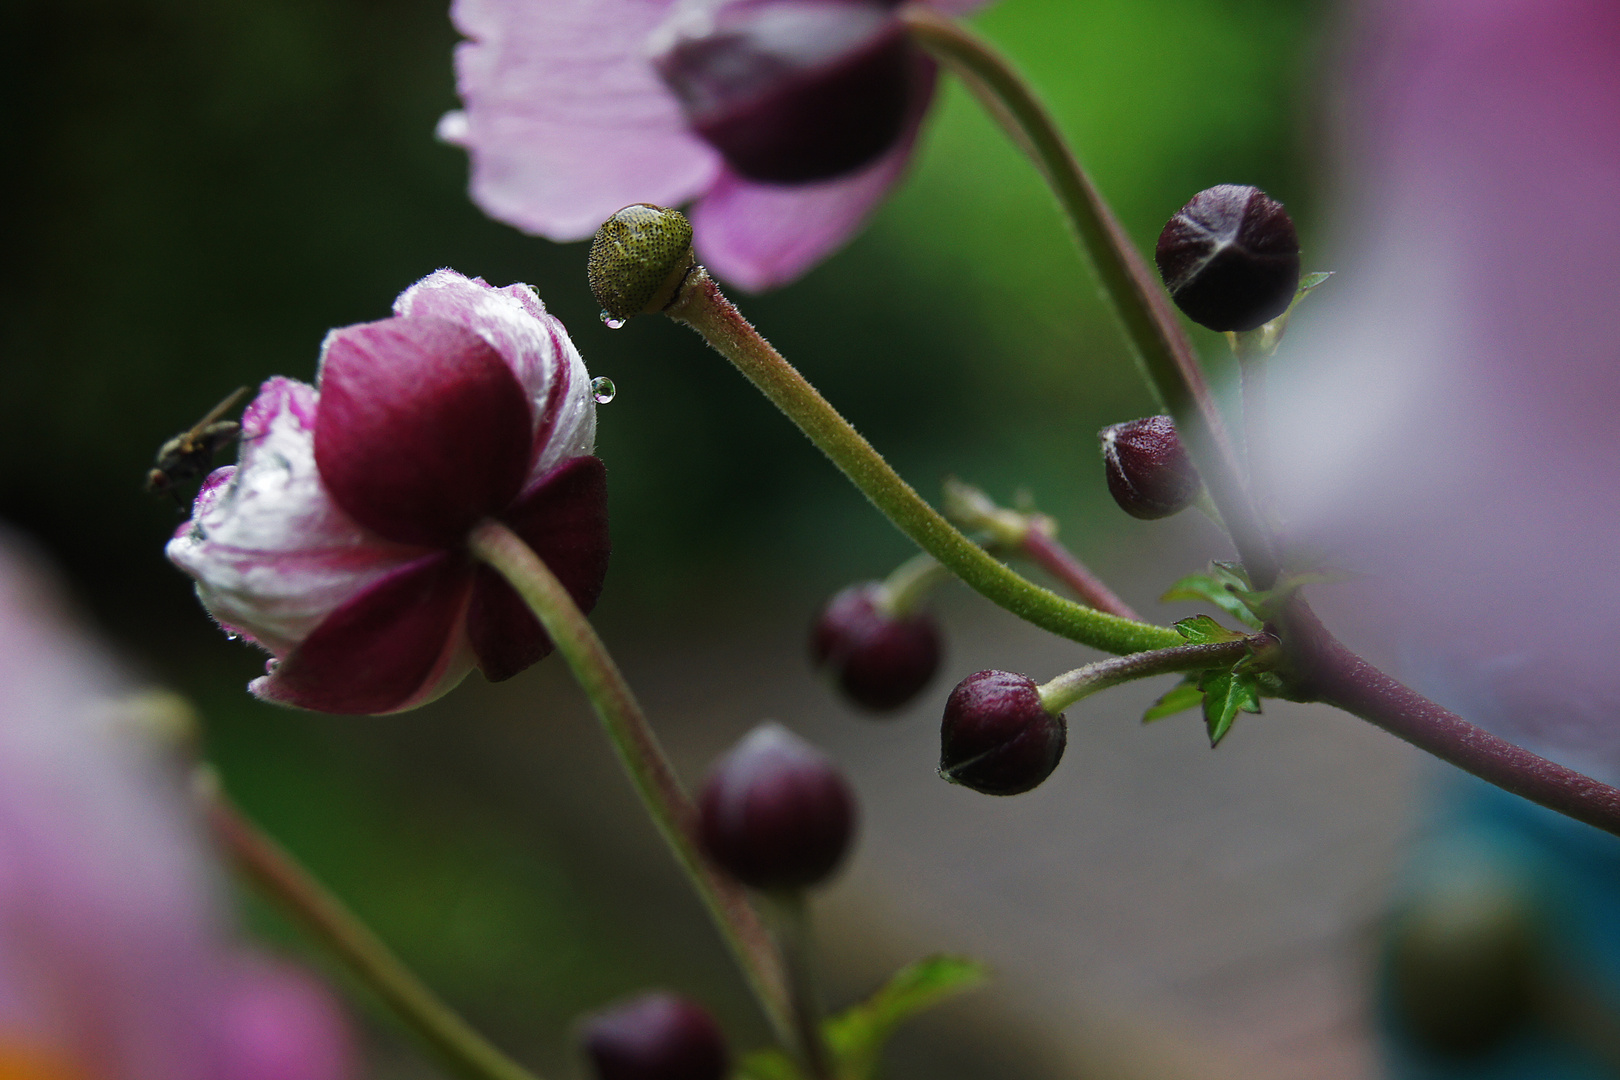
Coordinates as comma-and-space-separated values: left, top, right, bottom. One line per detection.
201, 773, 543, 1080
768, 892, 834, 1080
467, 520, 795, 1045
875, 552, 951, 617
665, 269, 1180, 656
1036, 638, 1258, 714
900, 6, 1278, 589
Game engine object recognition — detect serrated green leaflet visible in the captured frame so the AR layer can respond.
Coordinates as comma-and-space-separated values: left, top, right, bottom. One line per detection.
1143, 679, 1203, 722
1160, 574, 1264, 629
1200, 670, 1262, 746
826, 956, 987, 1080
1173, 614, 1247, 645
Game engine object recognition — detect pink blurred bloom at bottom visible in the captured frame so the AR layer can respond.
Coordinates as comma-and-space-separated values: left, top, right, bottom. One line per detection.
0, 534, 354, 1080
439, 0, 991, 292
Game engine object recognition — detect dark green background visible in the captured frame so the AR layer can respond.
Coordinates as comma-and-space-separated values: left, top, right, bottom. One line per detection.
1, 0, 1328, 1074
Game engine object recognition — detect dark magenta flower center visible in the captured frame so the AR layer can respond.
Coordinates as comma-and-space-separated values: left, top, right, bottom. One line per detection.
654, 0, 918, 184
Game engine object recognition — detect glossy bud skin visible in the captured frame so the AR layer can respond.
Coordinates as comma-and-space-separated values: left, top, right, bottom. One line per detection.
1099, 415, 1201, 520
1385, 887, 1541, 1060
588, 205, 695, 321
811, 583, 942, 712
1155, 184, 1300, 332
699, 723, 856, 890
582, 992, 729, 1080
654, 0, 917, 184
939, 670, 1065, 796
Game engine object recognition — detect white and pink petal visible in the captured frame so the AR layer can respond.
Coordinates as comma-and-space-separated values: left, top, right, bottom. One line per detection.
167, 378, 426, 657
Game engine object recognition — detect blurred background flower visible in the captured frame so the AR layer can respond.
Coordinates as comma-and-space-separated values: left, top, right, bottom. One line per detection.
1271, 0, 1620, 1074
0, 533, 353, 1079
438, 0, 993, 291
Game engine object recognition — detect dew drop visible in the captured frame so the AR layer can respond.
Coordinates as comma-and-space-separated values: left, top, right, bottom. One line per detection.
590, 376, 617, 405
599, 310, 626, 330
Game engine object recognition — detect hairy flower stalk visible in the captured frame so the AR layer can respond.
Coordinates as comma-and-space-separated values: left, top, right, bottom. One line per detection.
467, 521, 795, 1046
587, 219, 1181, 655
203, 774, 543, 1080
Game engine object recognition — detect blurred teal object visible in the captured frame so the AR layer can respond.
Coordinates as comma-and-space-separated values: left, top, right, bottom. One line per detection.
1380, 774, 1620, 1079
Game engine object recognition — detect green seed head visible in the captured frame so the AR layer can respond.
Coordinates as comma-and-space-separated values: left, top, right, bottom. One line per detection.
587, 204, 695, 321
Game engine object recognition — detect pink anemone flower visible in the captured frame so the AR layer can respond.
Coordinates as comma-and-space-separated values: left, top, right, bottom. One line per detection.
166, 270, 610, 716
0, 535, 354, 1080
438, 0, 992, 293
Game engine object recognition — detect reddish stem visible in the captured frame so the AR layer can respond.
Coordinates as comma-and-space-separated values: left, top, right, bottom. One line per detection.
1283, 601, 1620, 838
1018, 529, 1140, 622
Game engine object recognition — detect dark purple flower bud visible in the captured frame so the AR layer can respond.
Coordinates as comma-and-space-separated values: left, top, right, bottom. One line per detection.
652, 0, 920, 184
699, 723, 856, 890
1099, 415, 1202, 520
939, 670, 1065, 796
582, 992, 729, 1080
810, 583, 942, 712
1155, 184, 1301, 332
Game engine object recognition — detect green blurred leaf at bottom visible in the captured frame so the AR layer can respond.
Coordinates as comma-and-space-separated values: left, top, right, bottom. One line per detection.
735, 955, 988, 1080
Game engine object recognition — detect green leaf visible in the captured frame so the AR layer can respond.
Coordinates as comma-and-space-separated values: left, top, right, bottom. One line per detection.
734, 1048, 804, 1080
1296, 270, 1334, 299
1199, 670, 1262, 747
825, 956, 987, 1080
1173, 614, 1247, 645
1143, 679, 1204, 722
1160, 574, 1263, 629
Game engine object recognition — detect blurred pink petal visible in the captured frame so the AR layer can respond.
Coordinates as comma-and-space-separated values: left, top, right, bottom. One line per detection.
444, 0, 981, 288
1272, 0, 1620, 775
0, 537, 359, 1079
216, 955, 354, 1080
444, 0, 721, 241
690, 57, 935, 291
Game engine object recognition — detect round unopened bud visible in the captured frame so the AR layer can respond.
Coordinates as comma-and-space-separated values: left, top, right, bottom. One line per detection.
653, 0, 917, 184
582, 992, 729, 1080
1155, 184, 1300, 332
1385, 886, 1541, 1059
699, 722, 856, 890
1099, 415, 1201, 520
939, 670, 1065, 796
810, 583, 942, 712
588, 205, 695, 322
